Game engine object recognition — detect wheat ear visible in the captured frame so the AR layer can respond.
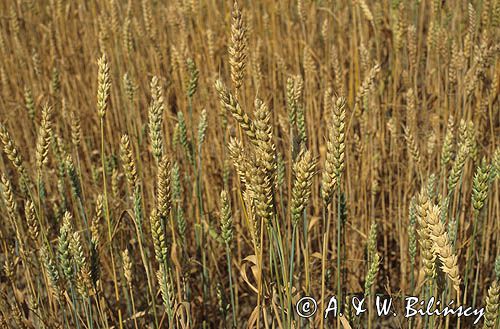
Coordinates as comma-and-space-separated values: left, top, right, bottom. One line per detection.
426, 205, 461, 294
291, 150, 316, 224
215, 79, 256, 142
148, 76, 165, 162
229, 0, 247, 91
483, 280, 499, 329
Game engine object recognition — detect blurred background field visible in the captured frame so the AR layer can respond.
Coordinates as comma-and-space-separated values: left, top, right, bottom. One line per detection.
0, 0, 498, 328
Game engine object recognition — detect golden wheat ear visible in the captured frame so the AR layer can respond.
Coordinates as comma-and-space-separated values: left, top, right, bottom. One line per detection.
229, 0, 247, 92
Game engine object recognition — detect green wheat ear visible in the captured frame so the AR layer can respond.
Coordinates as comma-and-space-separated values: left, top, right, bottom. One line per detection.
291, 150, 316, 224
58, 211, 74, 283
483, 280, 499, 329
66, 155, 81, 199
186, 58, 199, 98
367, 222, 378, 257
492, 148, 500, 179
177, 111, 193, 164
41, 246, 61, 298
150, 208, 168, 265
157, 155, 172, 220
471, 158, 490, 216
220, 190, 233, 245
24, 86, 35, 120
197, 109, 208, 149
148, 76, 165, 162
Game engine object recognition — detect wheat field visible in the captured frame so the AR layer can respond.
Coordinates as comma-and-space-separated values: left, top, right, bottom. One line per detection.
0, 0, 499, 328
